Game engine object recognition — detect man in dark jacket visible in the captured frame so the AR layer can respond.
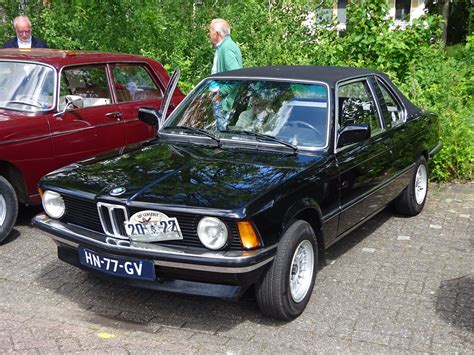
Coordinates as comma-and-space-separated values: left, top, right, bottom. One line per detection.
3, 15, 47, 49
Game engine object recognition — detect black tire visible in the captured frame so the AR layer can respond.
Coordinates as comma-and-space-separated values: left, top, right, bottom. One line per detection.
394, 156, 428, 216
0, 176, 18, 244
256, 220, 318, 321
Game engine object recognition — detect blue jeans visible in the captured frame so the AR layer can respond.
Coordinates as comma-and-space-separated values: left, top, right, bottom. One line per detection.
212, 99, 229, 130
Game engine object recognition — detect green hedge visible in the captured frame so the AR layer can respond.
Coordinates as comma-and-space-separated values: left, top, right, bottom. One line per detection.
1, 0, 472, 180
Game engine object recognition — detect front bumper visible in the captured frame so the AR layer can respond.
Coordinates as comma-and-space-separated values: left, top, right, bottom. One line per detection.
33, 214, 276, 298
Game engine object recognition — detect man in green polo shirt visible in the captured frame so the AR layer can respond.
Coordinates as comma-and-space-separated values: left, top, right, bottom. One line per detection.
208, 18, 243, 130
209, 18, 242, 74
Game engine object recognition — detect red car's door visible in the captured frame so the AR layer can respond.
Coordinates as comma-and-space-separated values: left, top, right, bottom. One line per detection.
48, 65, 126, 168
109, 63, 164, 145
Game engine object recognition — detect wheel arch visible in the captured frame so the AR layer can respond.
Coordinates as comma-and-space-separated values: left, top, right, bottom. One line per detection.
281, 199, 325, 264
0, 161, 28, 204
421, 150, 429, 162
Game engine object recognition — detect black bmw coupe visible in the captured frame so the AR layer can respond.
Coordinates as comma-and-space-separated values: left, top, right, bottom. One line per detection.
34, 66, 441, 320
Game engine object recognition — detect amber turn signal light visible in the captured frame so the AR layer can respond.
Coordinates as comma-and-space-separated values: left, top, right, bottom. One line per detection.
37, 188, 44, 199
237, 221, 261, 249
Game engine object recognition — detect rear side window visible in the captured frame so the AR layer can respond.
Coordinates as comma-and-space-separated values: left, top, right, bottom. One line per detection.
60, 66, 111, 109
376, 78, 404, 128
338, 80, 381, 136
112, 65, 162, 102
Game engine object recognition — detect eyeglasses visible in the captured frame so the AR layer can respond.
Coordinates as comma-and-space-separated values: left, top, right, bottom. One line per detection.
17, 30, 31, 34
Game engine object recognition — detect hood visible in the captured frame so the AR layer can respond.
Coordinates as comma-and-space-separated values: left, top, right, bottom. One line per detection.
41, 142, 325, 212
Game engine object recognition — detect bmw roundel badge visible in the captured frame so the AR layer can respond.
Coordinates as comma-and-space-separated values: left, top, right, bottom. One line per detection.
110, 187, 126, 196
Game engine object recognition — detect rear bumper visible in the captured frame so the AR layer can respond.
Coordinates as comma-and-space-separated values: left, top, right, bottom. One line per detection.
33, 214, 276, 298
429, 141, 442, 159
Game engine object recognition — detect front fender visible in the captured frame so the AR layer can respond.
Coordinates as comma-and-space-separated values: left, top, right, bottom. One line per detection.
282, 198, 322, 235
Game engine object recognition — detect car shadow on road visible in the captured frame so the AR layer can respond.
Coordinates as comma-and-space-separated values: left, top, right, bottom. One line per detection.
324, 207, 392, 261
1, 205, 42, 245
434, 275, 473, 332
33, 207, 394, 333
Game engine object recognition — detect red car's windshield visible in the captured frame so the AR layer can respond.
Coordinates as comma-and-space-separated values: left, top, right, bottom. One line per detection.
0, 61, 55, 112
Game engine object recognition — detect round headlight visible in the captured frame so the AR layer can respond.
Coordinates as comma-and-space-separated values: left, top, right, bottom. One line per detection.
197, 217, 229, 250
42, 190, 65, 219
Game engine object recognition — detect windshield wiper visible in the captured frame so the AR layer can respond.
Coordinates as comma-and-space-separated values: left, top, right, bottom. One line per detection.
162, 126, 220, 145
221, 130, 298, 153
7, 100, 43, 108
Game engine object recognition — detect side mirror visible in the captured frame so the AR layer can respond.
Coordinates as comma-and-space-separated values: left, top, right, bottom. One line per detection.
337, 123, 370, 148
54, 95, 84, 117
65, 95, 84, 110
138, 107, 162, 131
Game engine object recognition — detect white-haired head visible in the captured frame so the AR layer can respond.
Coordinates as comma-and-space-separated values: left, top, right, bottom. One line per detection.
13, 15, 31, 29
209, 18, 231, 46
211, 19, 230, 36
13, 15, 32, 42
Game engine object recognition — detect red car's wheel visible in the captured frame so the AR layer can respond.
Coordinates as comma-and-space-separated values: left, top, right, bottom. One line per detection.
0, 176, 18, 244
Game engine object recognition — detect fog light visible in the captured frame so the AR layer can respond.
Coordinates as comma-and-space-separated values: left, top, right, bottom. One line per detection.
197, 217, 229, 250
42, 190, 65, 219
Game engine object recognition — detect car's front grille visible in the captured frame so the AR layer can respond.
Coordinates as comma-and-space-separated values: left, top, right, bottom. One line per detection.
62, 195, 102, 232
60, 195, 243, 250
97, 202, 129, 239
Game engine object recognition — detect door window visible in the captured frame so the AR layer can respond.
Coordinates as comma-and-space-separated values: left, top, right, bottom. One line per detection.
112, 65, 162, 102
376, 78, 404, 128
338, 80, 381, 135
60, 66, 111, 109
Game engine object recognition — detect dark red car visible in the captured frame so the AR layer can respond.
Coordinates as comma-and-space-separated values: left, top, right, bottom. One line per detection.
0, 49, 184, 242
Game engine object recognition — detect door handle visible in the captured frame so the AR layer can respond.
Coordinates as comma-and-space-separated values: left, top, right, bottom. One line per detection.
105, 112, 122, 120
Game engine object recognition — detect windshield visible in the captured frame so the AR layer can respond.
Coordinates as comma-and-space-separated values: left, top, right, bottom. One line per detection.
0, 61, 55, 112
164, 79, 329, 149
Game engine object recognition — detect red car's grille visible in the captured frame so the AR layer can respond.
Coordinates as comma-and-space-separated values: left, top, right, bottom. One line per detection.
60, 195, 243, 250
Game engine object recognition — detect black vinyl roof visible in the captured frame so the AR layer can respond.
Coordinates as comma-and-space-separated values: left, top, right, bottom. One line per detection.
211, 65, 380, 86
210, 65, 420, 116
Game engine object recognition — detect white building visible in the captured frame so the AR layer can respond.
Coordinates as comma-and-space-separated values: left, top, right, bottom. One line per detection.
334, 0, 427, 31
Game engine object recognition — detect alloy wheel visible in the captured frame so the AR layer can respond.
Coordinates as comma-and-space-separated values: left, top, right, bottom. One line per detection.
289, 240, 314, 303
415, 164, 428, 205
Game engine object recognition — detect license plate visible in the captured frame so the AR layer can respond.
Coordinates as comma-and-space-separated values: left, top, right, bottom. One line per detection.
124, 210, 184, 242
78, 247, 155, 281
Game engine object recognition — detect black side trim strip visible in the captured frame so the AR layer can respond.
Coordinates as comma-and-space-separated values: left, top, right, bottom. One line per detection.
339, 163, 414, 213
326, 204, 387, 249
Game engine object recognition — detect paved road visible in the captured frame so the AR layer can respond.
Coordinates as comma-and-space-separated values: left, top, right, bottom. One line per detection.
0, 183, 472, 353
